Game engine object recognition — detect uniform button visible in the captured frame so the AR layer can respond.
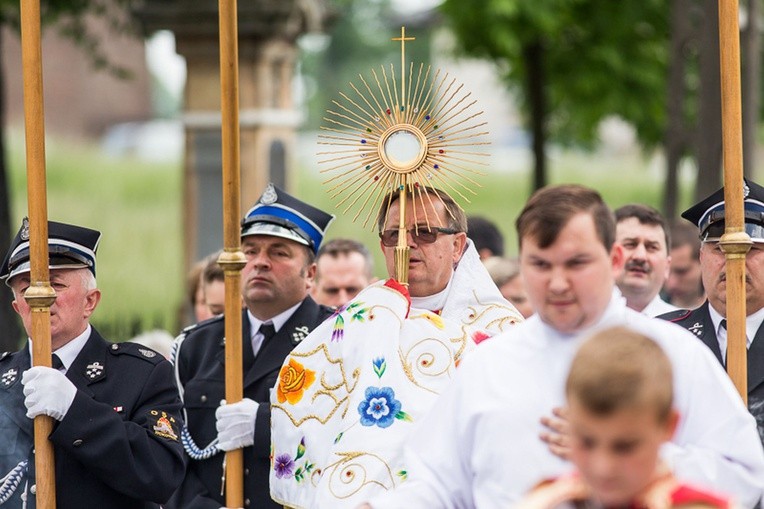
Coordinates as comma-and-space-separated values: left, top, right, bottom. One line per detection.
111, 344, 118, 350
244, 468, 249, 475
200, 395, 207, 403
30, 485, 36, 494
73, 439, 83, 447
244, 499, 250, 507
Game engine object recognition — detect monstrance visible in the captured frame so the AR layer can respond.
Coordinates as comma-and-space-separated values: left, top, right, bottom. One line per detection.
318, 27, 490, 284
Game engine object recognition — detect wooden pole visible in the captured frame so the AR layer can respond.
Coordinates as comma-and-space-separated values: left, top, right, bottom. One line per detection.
19, 0, 57, 506
218, 0, 247, 506
718, 0, 751, 402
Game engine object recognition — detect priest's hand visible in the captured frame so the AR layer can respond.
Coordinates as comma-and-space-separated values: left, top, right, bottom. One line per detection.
215, 398, 259, 451
22, 366, 77, 421
539, 406, 571, 460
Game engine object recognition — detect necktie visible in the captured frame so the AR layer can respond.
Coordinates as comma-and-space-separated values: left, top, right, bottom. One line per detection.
259, 323, 277, 346
52, 353, 64, 371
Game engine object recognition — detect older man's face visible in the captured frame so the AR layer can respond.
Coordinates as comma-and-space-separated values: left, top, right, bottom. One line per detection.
11, 268, 100, 350
380, 197, 466, 298
700, 240, 764, 316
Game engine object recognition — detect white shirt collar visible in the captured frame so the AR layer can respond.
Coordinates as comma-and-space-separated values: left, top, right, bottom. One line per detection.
29, 324, 92, 373
708, 304, 763, 360
247, 301, 302, 339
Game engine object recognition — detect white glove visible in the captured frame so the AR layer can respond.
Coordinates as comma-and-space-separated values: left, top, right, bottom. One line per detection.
215, 398, 259, 451
22, 366, 77, 421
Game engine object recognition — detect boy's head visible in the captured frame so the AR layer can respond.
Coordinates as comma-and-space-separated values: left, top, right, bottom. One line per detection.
565, 326, 679, 505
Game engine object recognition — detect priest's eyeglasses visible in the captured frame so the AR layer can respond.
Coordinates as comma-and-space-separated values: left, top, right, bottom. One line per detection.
379, 226, 459, 247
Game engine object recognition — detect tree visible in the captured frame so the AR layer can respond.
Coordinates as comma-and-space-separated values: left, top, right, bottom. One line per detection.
0, 0, 135, 351
440, 0, 670, 192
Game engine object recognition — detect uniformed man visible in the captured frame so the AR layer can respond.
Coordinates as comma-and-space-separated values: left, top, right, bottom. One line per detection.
167, 184, 335, 509
660, 178, 764, 447
362, 184, 764, 509
0, 219, 186, 508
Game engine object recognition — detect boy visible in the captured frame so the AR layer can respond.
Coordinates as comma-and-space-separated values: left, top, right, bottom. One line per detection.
516, 326, 734, 508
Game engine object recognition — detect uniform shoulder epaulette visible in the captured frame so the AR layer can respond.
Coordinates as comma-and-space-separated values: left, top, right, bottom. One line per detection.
657, 308, 692, 322
108, 341, 164, 364
180, 314, 225, 337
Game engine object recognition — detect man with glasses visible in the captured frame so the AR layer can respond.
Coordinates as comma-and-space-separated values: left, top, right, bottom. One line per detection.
269, 187, 522, 508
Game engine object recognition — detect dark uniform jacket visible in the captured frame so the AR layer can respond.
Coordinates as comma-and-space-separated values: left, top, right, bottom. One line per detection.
659, 301, 764, 447
0, 328, 187, 508
167, 297, 333, 509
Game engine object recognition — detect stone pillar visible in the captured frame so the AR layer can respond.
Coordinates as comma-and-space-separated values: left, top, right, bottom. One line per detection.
135, 0, 330, 273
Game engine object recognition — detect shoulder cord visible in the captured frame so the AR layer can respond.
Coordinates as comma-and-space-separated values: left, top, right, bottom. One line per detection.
0, 460, 27, 505
171, 334, 221, 461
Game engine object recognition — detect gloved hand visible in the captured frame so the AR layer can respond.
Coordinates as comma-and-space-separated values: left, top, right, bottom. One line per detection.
22, 366, 77, 421
215, 398, 259, 451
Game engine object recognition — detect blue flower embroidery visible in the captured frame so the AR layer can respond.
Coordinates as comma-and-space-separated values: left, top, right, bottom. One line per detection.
358, 386, 401, 428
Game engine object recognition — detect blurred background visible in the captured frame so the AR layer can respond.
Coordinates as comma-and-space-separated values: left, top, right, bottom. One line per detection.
0, 0, 756, 349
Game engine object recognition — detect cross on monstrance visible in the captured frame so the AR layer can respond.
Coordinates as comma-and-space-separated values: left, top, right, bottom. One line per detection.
392, 26, 415, 106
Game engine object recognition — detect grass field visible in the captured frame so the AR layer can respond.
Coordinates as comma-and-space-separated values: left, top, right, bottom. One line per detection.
6, 130, 696, 338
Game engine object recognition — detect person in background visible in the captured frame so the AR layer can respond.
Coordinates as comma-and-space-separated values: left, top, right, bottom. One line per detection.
311, 238, 374, 308
515, 326, 734, 509
483, 256, 534, 318
467, 215, 504, 260
664, 220, 705, 310
187, 255, 213, 324
614, 204, 677, 316
200, 250, 225, 316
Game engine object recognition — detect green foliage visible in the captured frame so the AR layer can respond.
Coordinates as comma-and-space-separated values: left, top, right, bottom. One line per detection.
300, 0, 433, 130
440, 0, 670, 149
0, 0, 139, 78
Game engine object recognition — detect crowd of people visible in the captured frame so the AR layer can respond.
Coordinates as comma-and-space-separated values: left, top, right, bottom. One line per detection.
0, 179, 762, 508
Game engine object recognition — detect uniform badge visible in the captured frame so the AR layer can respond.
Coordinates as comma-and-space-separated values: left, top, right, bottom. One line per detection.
1, 368, 18, 388
292, 326, 309, 344
20, 217, 30, 241
150, 410, 178, 441
688, 322, 704, 337
85, 361, 104, 380
261, 183, 278, 205
138, 348, 156, 359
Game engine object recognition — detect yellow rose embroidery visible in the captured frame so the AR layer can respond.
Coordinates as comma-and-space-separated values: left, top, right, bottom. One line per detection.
277, 358, 316, 404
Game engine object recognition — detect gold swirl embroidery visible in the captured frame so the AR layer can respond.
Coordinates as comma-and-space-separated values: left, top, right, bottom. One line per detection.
325, 451, 396, 499
272, 343, 360, 426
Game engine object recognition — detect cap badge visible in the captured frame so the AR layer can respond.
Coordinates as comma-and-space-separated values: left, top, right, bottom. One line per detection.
20, 217, 30, 241
138, 348, 156, 359
744, 182, 751, 199
1, 368, 18, 388
85, 361, 104, 380
261, 183, 278, 205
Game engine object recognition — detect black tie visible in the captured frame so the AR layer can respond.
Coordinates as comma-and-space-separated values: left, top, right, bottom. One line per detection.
52, 353, 64, 371
259, 323, 277, 346
721, 319, 727, 331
